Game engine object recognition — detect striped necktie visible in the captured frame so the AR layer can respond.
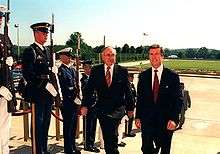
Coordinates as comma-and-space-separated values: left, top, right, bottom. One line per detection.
105, 66, 111, 87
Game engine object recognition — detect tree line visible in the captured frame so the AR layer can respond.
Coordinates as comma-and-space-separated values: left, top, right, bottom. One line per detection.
13, 32, 220, 62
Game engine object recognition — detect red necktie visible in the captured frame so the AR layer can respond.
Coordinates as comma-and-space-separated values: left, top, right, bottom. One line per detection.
153, 70, 159, 103
105, 66, 111, 87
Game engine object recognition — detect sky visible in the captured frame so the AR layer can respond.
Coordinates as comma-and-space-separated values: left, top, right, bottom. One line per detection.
1, 0, 220, 49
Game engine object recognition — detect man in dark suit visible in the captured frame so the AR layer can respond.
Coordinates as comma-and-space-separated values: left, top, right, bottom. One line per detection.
80, 60, 100, 153
57, 48, 81, 154
22, 22, 58, 154
135, 44, 183, 154
81, 46, 135, 154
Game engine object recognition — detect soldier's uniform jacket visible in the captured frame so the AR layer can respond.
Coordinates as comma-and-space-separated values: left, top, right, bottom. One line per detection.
80, 73, 96, 107
0, 34, 13, 88
22, 43, 52, 101
58, 64, 77, 103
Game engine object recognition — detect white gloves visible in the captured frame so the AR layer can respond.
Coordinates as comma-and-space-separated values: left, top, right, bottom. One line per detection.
45, 83, 57, 97
6, 56, 13, 67
52, 66, 58, 74
0, 86, 12, 101
74, 97, 81, 105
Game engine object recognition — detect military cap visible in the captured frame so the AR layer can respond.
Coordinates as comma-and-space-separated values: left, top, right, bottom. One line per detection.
82, 60, 92, 66
0, 5, 7, 17
30, 22, 50, 33
57, 47, 74, 57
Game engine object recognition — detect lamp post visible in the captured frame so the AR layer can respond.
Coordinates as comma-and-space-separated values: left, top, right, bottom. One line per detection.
14, 24, 20, 59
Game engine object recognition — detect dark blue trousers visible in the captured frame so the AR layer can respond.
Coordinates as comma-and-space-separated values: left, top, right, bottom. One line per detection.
31, 92, 53, 154
60, 101, 78, 154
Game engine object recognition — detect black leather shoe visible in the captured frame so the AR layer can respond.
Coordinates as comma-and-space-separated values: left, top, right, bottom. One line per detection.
118, 142, 126, 147
84, 146, 100, 153
126, 133, 136, 137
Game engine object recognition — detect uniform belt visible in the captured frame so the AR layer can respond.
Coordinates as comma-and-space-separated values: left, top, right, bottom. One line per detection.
37, 75, 50, 79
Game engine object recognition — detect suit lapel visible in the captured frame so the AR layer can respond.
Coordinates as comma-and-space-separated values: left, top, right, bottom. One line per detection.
100, 64, 108, 88
111, 64, 118, 86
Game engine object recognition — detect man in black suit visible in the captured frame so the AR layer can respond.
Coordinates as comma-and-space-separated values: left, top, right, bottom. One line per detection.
81, 47, 135, 154
22, 22, 58, 154
135, 44, 183, 154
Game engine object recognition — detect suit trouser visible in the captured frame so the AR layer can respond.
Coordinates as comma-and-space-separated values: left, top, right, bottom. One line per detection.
31, 95, 52, 154
83, 107, 97, 148
98, 113, 121, 154
60, 102, 78, 154
141, 119, 173, 154
0, 97, 11, 154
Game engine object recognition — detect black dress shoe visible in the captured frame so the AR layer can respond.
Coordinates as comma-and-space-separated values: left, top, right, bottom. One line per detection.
118, 142, 126, 147
84, 146, 100, 153
126, 133, 136, 137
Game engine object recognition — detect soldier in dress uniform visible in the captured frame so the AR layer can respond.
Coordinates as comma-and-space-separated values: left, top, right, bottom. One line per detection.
0, 8, 14, 154
125, 73, 136, 137
22, 22, 58, 154
80, 60, 100, 153
57, 48, 81, 154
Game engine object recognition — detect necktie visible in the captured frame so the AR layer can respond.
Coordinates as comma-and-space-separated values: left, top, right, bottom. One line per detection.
153, 70, 159, 103
105, 66, 111, 87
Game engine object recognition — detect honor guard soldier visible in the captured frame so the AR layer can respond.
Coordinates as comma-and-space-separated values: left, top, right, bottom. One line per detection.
125, 73, 136, 137
80, 60, 100, 153
22, 22, 58, 154
0, 7, 14, 154
57, 48, 81, 154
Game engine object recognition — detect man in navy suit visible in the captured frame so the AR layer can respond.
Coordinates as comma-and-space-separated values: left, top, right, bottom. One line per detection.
81, 47, 135, 154
135, 44, 183, 154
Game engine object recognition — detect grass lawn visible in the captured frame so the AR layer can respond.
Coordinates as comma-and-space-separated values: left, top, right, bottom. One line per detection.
136, 59, 220, 74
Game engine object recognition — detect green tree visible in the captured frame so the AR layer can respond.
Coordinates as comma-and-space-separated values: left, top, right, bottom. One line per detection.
121, 44, 129, 53
185, 48, 197, 59
197, 47, 209, 59
66, 32, 93, 60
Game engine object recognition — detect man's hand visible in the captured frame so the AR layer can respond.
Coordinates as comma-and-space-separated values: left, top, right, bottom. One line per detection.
52, 66, 58, 74
135, 118, 141, 129
127, 111, 134, 118
45, 83, 58, 97
6, 56, 13, 67
167, 120, 177, 130
80, 106, 88, 116
0, 86, 12, 101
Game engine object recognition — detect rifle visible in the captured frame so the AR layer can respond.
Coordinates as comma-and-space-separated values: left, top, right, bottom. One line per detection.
2, 0, 17, 112
75, 32, 81, 101
74, 32, 82, 139
49, 14, 62, 141
49, 13, 62, 107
